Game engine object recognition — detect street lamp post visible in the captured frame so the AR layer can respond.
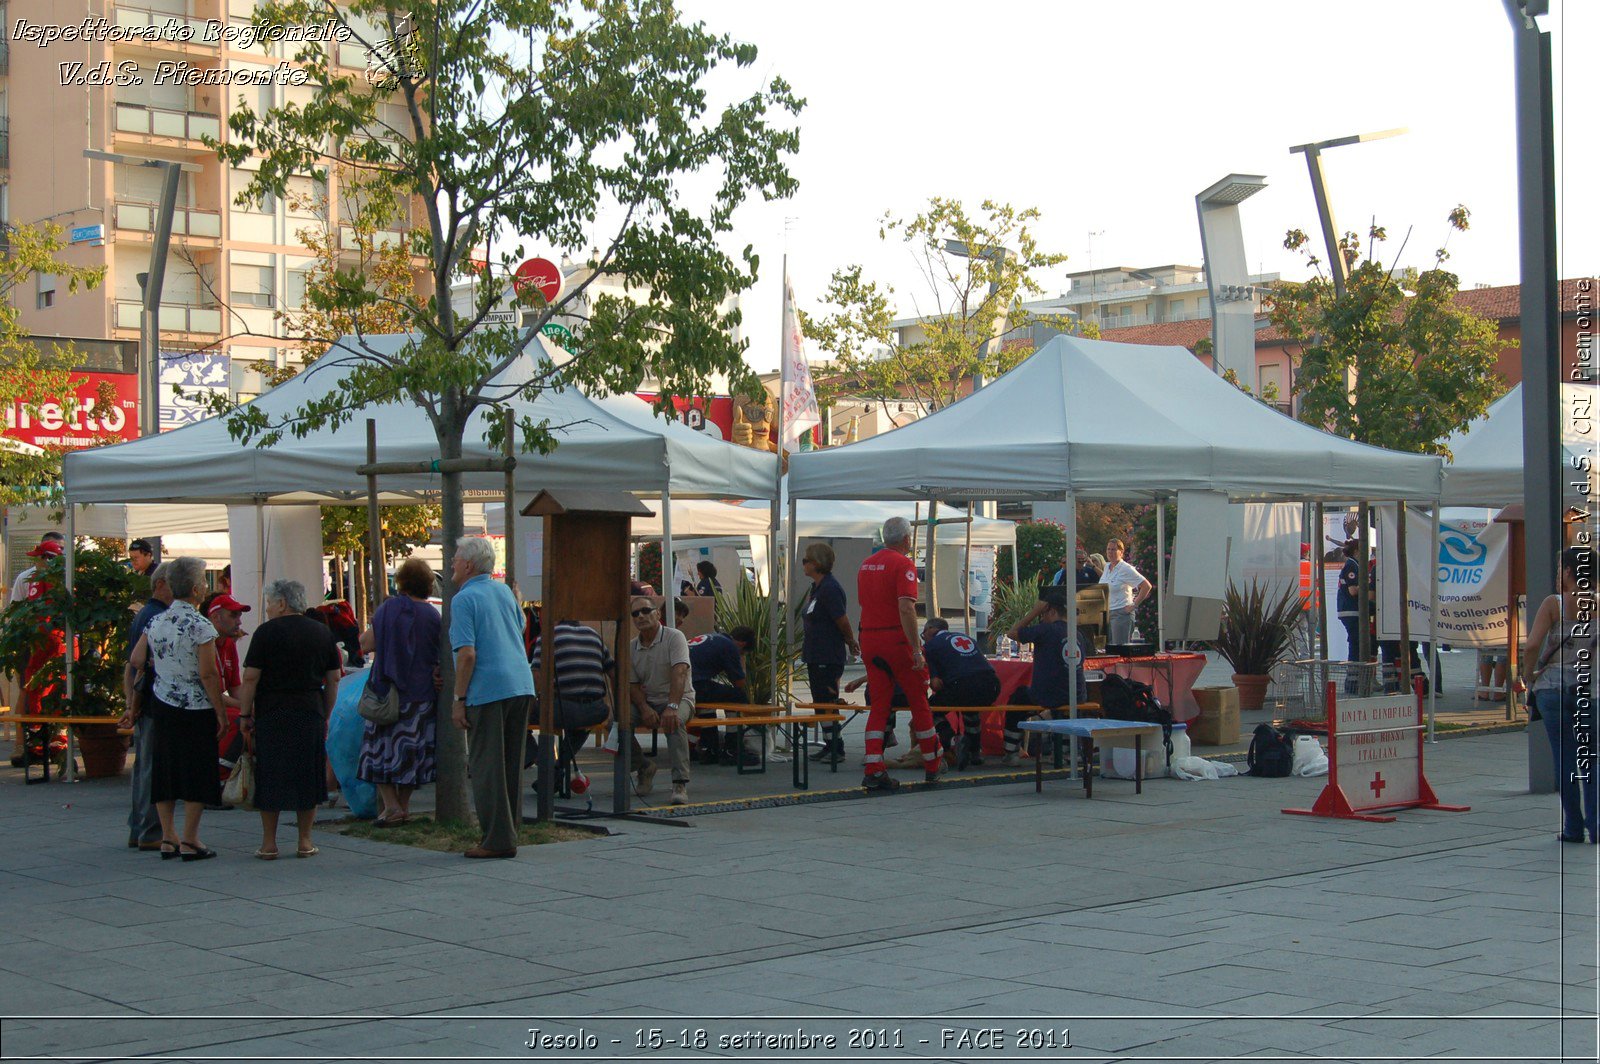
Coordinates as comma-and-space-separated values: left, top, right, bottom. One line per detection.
83, 149, 201, 437
1287, 129, 1406, 298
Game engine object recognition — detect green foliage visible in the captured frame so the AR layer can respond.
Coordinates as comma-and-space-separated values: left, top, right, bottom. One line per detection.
804, 198, 1073, 414
321, 505, 440, 561
986, 575, 1040, 653
1269, 210, 1505, 455
637, 541, 662, 592
1213, 579, 1302, 675
0, 225, 111, 506
712, 578, 799, 705
0, 547, 146, 716
1012, 519, 1068, 584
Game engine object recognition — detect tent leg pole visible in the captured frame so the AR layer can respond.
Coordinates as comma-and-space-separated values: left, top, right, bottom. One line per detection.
964, 500, 973, 637
63, 504, 76, 782
663, 482, 674, 627
1063, 492, 1079, 780
786, 496, 798, 706
1398, 501, 1412, 694
255, 499, 266, 614
1156, 499, 1166, 652
1315, 501, 1328, 692
1429, 506, 1439, 743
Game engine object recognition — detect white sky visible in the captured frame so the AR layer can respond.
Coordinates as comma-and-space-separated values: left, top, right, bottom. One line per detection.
671, 0, 1593, 374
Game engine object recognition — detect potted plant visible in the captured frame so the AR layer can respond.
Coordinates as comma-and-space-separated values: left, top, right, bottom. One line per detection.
712, 577, 801, 705
0, 544, 147, 777
1213, 579, 1301, 711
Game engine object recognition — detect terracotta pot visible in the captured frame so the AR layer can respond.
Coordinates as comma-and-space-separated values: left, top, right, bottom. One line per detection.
1231, 673, 1271, 711
75, 724, 129, 778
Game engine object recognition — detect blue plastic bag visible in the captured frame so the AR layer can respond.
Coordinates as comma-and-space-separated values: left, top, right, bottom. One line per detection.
326, 669, 379, 819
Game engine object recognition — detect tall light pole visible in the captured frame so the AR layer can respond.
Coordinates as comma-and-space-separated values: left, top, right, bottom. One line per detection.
83, 149, 201, 437
1195, 174, 1267, 384
1287, 128, 1406, 298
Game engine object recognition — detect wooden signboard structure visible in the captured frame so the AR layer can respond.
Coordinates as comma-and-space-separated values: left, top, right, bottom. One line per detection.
523, 488, 651, 822
1284, 681, 1469, 823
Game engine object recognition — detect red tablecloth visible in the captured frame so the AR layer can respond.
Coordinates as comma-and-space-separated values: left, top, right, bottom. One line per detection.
1104, 652, 1207, 722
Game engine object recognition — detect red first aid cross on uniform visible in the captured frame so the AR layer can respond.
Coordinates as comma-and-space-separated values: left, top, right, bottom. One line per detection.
950, 635, 976, 654
687, 635, 708, 647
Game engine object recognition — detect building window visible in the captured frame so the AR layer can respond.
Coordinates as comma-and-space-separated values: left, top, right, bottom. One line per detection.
36, 273, 56, 309
231, 168, 275, 214
231, 265, 275, 308
286, 268, 310, 309
1169, 298, 1184, 319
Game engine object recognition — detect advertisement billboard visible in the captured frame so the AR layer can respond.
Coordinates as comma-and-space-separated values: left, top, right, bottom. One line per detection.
2, 372, 139, 449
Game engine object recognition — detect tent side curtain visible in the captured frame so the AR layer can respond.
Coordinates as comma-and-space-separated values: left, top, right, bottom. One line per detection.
786, 334, 1444, 504
62, 332, 778, 505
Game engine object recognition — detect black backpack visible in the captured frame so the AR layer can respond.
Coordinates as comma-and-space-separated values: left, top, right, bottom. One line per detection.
1247, 723, 1294, 777
1100, 673, 1174, 764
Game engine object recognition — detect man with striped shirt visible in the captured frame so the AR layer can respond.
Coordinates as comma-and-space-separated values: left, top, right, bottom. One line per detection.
530, 620, 614, 795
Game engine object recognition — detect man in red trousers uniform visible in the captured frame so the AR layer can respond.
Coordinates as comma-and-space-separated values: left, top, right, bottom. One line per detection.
856, 515, 941, 792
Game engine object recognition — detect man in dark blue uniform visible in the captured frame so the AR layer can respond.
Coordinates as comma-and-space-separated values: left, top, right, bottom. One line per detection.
921, 618, 1000, 769
676, 600, 757, 766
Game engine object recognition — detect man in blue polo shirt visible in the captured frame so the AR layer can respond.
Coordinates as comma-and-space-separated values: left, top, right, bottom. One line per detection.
449, 536, 535, 860
921, 618, 1001, 769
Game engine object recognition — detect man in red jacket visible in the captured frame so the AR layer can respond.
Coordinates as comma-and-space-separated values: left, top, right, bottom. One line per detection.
856, 516, 941, 792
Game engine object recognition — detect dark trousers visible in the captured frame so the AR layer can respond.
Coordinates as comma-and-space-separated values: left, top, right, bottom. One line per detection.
466, 695, 530, 852
930, 672, 1002, 749
807, 662, 845, 750
1537, 687, 1598, 842
694, 679, 756, 753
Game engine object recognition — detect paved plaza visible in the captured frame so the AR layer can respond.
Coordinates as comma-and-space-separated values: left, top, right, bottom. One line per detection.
0, 723, 1595, 1064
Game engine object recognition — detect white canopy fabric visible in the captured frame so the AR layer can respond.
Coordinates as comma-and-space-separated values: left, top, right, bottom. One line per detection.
786, 335, 1444, 503
485, 496, 1017, 545
7, 503, 231, 539
1439, 383, 1597, 507
62, 333, 777, 505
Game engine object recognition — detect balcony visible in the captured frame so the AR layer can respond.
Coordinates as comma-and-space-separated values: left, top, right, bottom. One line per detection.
114, 300, 223, 335
0, 119, 8, 170
339, 225, 407, 253
114, 200, 222, 241
0, 39, 10, 75
112, 4, 219, 54
114, 102, 222, 148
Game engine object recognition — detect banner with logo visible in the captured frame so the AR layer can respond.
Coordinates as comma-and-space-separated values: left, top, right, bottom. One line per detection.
1377, 507, 1510, 649
3, 372, 139, 449
160, 351, 230, 431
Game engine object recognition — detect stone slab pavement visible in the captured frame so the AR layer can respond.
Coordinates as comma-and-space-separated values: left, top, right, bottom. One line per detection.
0, 729, 1594, 1064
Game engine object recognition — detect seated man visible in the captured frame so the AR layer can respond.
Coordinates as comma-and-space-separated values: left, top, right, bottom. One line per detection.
529, 618, 614, 796
674, 600, 757, 766
921, 619, 1000, 769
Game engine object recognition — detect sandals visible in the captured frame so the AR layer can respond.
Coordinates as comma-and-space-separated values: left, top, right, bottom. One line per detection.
296, 845, 319, 858
179, 843, 216, 862
373, 812, 410, 828
159, 841, 181, 861
254, 848, 279, 861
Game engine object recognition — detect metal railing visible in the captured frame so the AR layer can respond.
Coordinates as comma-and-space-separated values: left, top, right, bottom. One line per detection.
113, 200, 222, 238
114, 101, 222, 144
112, 3, 216, 45
114, 300, 223, 334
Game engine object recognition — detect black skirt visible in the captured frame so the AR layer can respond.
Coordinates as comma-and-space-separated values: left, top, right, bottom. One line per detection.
150, 700, 222, 806
253, 690, 328, 812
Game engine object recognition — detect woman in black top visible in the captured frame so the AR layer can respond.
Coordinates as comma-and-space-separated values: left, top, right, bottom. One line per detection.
239, 579, 343, 859
800, 543, 859, 762
693, 560, 721, 599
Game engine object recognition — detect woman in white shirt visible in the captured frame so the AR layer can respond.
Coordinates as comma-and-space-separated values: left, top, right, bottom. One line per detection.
1099, 538, 1152, 647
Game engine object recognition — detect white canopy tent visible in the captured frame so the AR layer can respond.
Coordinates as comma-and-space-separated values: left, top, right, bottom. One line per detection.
787, 335, 1445, 503
787, 334, 1447, 732
6, 503, 230, 540
62, 333, 777, 505
1439, 383, 1597, 506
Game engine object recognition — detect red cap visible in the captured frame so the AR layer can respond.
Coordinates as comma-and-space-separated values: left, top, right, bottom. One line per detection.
26, 540, 63, 559
207, 593, 252, 615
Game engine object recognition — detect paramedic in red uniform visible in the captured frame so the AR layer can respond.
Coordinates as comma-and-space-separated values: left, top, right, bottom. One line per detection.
856, 516, 942, 792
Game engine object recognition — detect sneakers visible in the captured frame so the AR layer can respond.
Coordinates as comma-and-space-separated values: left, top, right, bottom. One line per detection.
861, 772, 901, 794
669, 783, 689, 805
1000, 751, 1020, 767
636, 757, 657, 796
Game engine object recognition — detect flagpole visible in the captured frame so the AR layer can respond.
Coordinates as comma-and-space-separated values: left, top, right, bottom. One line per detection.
769, 257, 786, 708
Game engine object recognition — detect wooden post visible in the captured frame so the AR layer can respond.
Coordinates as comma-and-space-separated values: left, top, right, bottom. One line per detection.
503, 416, 517, 598
1396, 501, 1411, 691
365, 419, 384, 619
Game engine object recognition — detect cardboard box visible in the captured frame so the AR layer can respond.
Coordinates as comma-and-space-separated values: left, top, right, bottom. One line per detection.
1190, 686, 1240, 745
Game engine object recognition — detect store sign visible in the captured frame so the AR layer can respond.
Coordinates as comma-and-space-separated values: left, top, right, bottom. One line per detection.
2, 372, 139, 449
512, 257, 563, 304
634, 393, 734, 441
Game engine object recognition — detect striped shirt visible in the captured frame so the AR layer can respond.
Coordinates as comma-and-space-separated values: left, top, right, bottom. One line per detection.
531, 622, 612, 701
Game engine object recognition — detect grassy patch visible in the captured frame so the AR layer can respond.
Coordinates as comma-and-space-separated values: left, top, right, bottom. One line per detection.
329, 816, 597, 852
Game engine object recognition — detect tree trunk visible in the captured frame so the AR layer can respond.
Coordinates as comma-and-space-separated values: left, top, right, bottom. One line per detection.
333, 555, 344, 601
433, 417, 471, 824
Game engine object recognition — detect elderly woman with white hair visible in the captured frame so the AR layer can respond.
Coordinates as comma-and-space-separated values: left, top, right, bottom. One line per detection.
128, 556, 228, 861
239, 579, 343, 859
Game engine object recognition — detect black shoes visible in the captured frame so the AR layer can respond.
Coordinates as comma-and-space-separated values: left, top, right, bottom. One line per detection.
810, 740, 845, 762
861, 772, 900, 794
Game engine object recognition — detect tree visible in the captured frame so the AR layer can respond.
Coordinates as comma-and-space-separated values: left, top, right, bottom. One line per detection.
0, 224, 109, 506
219, 0, 800, 821
1268, 208, 1505, 455
803, 198, 1074, 417
321, 504, 441, 616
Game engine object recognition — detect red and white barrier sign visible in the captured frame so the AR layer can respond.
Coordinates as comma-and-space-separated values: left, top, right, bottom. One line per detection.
1283, 682, 1469, 823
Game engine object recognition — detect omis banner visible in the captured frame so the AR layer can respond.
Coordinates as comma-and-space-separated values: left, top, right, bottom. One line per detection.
3, 372, 139, 449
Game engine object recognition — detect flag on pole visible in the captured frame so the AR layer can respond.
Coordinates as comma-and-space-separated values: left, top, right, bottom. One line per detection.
779, 270, 821, 446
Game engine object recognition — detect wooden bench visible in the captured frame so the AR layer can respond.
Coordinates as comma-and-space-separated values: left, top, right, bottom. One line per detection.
0, 711, 125, 784
1017, 717, 1162, 799
788, 701, 1104, 771
688, 703, 845, 788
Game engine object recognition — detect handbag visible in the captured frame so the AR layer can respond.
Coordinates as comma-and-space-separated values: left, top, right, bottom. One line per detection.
222, 751, 256, 809
358, 677, 401, 725
553, 695, 609, 730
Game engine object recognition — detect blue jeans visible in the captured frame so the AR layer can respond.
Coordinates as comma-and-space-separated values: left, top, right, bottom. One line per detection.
1536, 687, 1598, 842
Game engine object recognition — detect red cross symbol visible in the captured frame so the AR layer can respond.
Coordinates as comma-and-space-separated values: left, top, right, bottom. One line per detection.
1369, 772, 1387, 799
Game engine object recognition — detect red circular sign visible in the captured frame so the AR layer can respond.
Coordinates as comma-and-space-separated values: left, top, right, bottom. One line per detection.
512, 257, 564, 304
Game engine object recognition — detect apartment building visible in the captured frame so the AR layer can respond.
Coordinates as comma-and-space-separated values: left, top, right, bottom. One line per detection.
5, 0, 428, 420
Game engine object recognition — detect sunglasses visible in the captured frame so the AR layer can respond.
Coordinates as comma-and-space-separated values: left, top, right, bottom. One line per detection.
630, 607, 656, 618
